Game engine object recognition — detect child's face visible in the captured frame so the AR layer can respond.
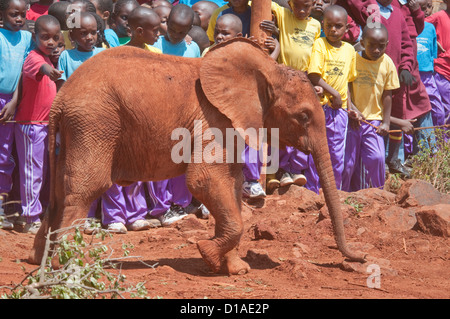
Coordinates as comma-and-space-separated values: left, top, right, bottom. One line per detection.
192, 2, 214, 30
154, 6, 171, 36
214, 19, 241, 44
228, 0, 248, 10
141, 19, 161, 45
311, 0, 334, 21
361, 29, 388, 61
34, 23, 62, 56
417, 0, 433, 17
289, 0, 314, 20
113, 2, 138, 37
166, 16, 192, 44
50, 33, 66, 66
1, 0, 27, 32
322, 10, 348, 45
70, 15, 98, 52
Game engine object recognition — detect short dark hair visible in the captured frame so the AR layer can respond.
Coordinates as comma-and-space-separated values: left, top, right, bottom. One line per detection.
48, 1, 70, 29
362, 23, 389, 39
0, 0, 26, 11
34, 14, 61, 34
91, 0, 113, 14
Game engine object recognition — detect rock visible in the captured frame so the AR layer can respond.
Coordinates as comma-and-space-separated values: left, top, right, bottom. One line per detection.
415, 204, 450, 237
396, 179, 447, 207
274, 259, 319, 279
377, 206, 417, 232
249, 222, 277, 240
317, 204, 352, 222
175, 214, 206, 232
341, 256, 397, 276
245, 249, 280, 269
411, 239, 431, 253
273, 186, 325, 213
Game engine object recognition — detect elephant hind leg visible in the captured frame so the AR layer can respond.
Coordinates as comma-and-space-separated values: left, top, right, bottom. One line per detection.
186, 162, 250, 275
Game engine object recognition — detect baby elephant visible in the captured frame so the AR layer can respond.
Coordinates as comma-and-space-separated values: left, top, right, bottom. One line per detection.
29, 38, 366, 274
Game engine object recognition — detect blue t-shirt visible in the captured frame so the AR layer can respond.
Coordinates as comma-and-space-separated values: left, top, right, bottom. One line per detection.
0, 29, 34, 94
57, 47, 105, 81
105, 29, 120, 48
153, 36, 200, 57
178, 0, 227, 7
217, 6, 251, 37
417, 22, 437, 73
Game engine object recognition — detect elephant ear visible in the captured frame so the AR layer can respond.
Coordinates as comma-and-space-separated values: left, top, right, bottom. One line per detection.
200, 37, 276, 148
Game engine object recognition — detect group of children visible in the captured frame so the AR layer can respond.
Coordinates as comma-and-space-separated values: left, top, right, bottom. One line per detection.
0, 0, 448, 234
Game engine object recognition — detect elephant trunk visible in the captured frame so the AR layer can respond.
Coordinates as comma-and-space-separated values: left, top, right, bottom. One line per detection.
311, 139, 367, 263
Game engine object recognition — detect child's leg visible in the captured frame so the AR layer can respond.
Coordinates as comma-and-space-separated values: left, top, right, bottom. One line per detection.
14, 124, 49, 224
122, 182, 148, 225
0, 94, 16, 196
359, 121, 385, 189
412, 111, 436, 154
242, 144, 262, 181
323, 105, 348, 189
342, 123, 361, 192
420, 71, 445, 126
100, 184, 127, 226
434, 72, 450, 121
146, 179, 172, 218
169, 174, 193, 208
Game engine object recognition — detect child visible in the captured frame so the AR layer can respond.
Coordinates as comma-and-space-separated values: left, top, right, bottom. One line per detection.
259, 0, 321, 192
49, 32, 65, 67
307, 5, 357, 191
148, 4, 207, 226
110, 0, 140, 45
426, 0, 450, 127
206, 0, 251, 42
14, 15, 63, 234
188, 25, 210, 54
416, 0, 444, 127
0, 0, 34, 230
26, 0, 53, 21
342, 24, 400, 191
126, 5, 162, 51
56, 12, 105, 89
91, 0, 121, 47
153, 3, 172, 36
192, 0, 219, 31
152, 3, 201, 57
203, 12, 242, 55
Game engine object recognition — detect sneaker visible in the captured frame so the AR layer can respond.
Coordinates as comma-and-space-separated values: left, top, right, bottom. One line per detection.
242, 181, 266, 199
107, 222, 127, 234
185, 202, 210, 219
158, 205, 187, 226
279, 172, 294, 187
0, 213, 14, 230
266, 174, 280, 193
292, 173, 307, 186
22, 221, 42, 235
388, 159, 411, 179
127, 219, 151, 231
83, 218, 101, 235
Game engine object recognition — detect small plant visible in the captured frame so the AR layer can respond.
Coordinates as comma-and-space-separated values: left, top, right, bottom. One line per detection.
344, 196, 364, 214
2, 221, 148, 299
409, 129, 450, 193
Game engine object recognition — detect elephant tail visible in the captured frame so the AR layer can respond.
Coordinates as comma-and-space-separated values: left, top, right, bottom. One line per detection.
47, 101, 63, 223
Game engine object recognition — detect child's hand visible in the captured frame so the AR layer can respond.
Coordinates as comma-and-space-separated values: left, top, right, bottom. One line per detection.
407, 0, 420, 11
399, 118, 417, 135
399, 69, 417, 86
48, 68, 64, 81
437, 41, 446, 53
260, 19, 279, 37
376, 122, 390, 136
264, 36, 277, 52
314, 86, 324, 97
0, 100, 17, 123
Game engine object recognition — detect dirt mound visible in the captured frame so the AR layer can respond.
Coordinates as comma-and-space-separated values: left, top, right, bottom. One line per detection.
0, 179, 449, 299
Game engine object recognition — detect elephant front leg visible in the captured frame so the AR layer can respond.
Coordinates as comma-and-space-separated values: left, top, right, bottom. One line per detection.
187, 163, 250, 275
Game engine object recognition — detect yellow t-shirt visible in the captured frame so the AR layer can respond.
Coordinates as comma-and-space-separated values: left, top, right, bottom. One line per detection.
62, 30, 75, 50
271, 2, 321, 71
351, 53, 400, 120
144, 44, 162, 54
308, 37, 357, 109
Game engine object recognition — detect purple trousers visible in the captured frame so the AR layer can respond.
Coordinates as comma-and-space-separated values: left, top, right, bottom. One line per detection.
88, 182, 148, 225
342, 120, 385, 192
147, 174, 192, 217
242, 144, 263, 181
279, 146, 308, 175
0, 93, 15, 195
434, 72, 450, 124
306, 105, 349, 193
15, 124, 49, 223
420, 71, 445, 126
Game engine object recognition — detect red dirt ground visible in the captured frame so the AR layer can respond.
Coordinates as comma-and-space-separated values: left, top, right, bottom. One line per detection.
0, 178, 449, 299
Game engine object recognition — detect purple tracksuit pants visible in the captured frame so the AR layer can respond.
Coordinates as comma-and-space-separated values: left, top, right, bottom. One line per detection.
342, 120, 385, 192
420, 71, 445, 126
0, 93, 15, 196
15, 124, 50, 223
146, 175, 192, 218
88, 182, 148, 225
242, 144, 263, 181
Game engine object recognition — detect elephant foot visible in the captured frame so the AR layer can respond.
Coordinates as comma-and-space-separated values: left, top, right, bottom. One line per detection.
222, 249, 250, 275
28, 225, 48, 265
197, 239, 222, 273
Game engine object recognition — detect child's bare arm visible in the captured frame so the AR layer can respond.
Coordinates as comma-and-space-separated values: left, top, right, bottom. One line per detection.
260, 19, 279, 38
308, 73, 342, 109
378, 90, 393, 136
265, 37, 280, 60
40, 64, 64, 82
0, 77, 21, 123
